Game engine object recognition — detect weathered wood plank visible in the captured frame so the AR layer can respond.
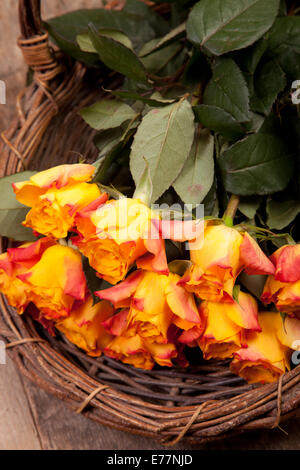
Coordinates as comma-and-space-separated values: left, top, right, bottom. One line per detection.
21, 377, 195, 450
0, 357, 41, 450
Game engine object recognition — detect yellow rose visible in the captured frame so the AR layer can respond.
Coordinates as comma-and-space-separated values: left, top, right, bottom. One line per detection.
13, 164, 101, 238
73, 198, 171, 284
0, 238, 55, 313
230, 312, 291, 384
261, 244, 300, 314
196, 291, 260, 360
18, 243, 87, 320
96, 269, 202, 343
97, 269, 201, 368
102, 309, 178, 369
180, 222, 275, 302
56, 296, 114, 356
104, 333, 155, 370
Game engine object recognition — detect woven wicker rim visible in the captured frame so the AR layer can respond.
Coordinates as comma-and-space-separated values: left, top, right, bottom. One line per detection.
1, 0, 300, 446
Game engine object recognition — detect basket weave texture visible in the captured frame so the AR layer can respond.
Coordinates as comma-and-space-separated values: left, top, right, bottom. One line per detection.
1, 0, 300, 446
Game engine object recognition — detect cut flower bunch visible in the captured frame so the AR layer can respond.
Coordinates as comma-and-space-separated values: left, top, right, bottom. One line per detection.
0, 0, 300, 391
0, 162, 298, 385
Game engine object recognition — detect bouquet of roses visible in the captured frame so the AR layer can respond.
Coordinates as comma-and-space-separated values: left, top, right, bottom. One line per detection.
0, 161, 298, 384
0, 0, 299, 384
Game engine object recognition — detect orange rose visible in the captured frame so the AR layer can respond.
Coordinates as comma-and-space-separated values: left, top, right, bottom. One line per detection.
230, 312, 291, 384
180, 222, 275, 302
104, 332, 155, 370
18, 243, 87, 320
97, 269, 201, 368
0, 238, 55, 313
72, 197, 169, 284
72, 197, 202, 285
195, 291, 260, 360
13, 164, 101, 238
103, 308, 178, 369
261, 244, 300, 314
56, 296, 114, 356
96, 269, 203, 342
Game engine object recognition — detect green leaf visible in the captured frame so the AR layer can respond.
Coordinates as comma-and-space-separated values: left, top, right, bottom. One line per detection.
173, 128, 214, 206
123, 0, 169, 37
219, 134, 294, 196
80, 99, 137, 131
237, 38, 268, 75
139, 39, 182, 74
250, 59, 286, 115
238, 196, 261, 219
168, 260, 192, 276
140, 23, 186, 57
203, 58, 250, 123
187, 0, 280, 56
0, 208, 36, 242
88, 24, 148, 84
77, 28, 133, 52
93, 125, 136, 185
266, 199, 300, 229
268, 17, 300, 79
109, 89, 175, 107
94, 128, 126, 158
0, 208, 36, 241
130, 98, 195, 202
232, 285, 241, 303
0, 172, 36, 210
0, 172, 38, 241
97, 184, 126, 200
202, 177, 218, 216
194, 105, 245, 140
133, 159, 153, 205
45, 9, 155, 59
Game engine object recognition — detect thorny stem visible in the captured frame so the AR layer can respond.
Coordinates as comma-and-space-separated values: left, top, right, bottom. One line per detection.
223, 194, 240, 227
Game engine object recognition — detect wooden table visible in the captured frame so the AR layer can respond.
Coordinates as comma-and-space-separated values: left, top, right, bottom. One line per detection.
1, 0, 300, 450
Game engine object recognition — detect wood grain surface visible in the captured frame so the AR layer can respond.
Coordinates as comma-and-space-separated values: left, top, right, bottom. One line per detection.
1, 0, 300, 450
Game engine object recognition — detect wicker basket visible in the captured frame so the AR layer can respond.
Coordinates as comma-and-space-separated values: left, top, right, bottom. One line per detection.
1, 0, 300, 446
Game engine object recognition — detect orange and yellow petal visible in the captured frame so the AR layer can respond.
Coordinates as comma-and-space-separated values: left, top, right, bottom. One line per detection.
104, 334, 154, 370
223, 291, 261, 331
197, 300, 243, 359
137, 233, 168, 275
22, 182, 101, 238
230, 312, 291, 384
18, 244, 86, 319
190, 224, 243, 276
261, 276, 300, 312
13, 164, 96, 206
0, 238, 56, 313
101, 308, 129, 336
56, 297, 114, 356
96, 270, 144, 305
271, 244, 300, 283
143, 338, 177, 367
165, 274, 201, 324
179, 224, 243, 302
239, 232, 275, 275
